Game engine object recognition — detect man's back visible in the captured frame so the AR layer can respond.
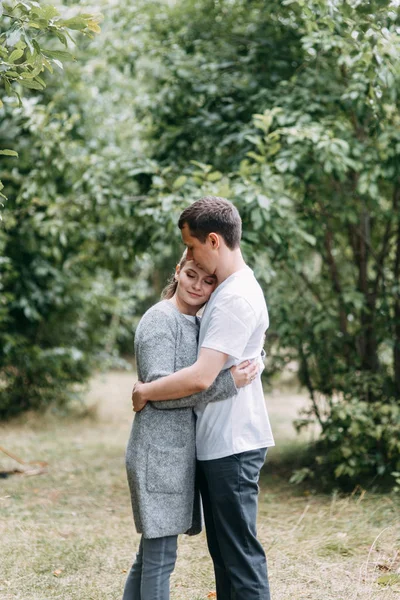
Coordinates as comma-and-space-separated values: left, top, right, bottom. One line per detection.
195, 266, 275, 460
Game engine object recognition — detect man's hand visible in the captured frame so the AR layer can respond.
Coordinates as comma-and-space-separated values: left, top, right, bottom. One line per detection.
132, 381, 147, 412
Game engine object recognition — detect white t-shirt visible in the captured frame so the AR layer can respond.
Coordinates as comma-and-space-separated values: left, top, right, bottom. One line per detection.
195, 266, 275, 460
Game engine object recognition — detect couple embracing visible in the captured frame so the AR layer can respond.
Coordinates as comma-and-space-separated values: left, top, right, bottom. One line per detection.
123, 196, 275, 600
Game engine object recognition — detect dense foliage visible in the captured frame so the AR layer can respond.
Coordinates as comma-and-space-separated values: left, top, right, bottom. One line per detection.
0, 0, 186, 417
0, 1, 113, 416
1, 0, 400, 487
0, 0, 100, 198
127, 0, 400, 486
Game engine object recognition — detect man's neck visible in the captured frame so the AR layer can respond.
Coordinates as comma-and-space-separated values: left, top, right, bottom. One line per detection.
214, 248, 247, 283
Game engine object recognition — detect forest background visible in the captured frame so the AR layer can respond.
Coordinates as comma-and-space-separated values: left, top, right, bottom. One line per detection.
1, 0, 400, 490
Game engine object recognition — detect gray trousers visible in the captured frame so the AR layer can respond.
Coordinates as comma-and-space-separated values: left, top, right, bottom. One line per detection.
197, 448, 271, 600
122, 535, 178, 600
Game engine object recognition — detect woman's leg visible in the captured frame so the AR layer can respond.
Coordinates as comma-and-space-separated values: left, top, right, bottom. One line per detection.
140, 535, 178, 600
122, 537, 144, 600
122, 535, 178, 600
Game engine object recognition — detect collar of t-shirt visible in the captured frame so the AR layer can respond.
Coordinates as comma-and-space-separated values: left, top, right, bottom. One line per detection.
211, 266, 253, 300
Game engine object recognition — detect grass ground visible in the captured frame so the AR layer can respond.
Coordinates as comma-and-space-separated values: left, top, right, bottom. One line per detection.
0, 371, 399, 600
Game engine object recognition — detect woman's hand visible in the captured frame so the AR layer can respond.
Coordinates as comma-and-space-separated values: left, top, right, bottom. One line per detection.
230, 359, 260, 388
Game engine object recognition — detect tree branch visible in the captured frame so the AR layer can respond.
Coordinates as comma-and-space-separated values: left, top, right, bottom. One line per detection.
299, 344, 324, 430
373, 185, 400, 301
324, 228, 348, 336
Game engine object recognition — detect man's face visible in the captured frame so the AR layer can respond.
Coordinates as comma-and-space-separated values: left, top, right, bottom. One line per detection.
181, 223, 218, 275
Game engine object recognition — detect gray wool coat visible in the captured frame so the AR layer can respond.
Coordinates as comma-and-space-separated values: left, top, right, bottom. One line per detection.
125, 300, 237, 539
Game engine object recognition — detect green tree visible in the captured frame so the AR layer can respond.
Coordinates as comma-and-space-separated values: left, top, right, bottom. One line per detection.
0, 0, 101, 200
0, 0, 105, 417
133, 0, 400, 486
121, 0, 300, 172
0, 0, 182, 418
237, 0, 400, 485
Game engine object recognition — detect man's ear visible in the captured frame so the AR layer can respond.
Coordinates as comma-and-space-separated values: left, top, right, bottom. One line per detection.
208, 232, 220, 249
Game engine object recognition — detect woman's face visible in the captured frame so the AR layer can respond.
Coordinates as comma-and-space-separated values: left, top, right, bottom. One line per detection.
175, 260, 217, 308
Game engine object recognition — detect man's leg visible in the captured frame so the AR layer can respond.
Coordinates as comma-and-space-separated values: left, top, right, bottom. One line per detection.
197, 465, 233, 600
122, 535, 178, 600
198, 448, 271, 600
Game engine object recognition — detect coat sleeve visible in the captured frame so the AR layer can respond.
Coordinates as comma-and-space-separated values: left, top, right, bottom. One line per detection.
135, 309, 237, 411
153, 368, 237, 410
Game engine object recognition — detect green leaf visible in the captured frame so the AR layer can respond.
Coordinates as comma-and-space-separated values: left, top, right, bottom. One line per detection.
207, 171, 223, 182
37, 5, 59, 20
0, 149, 18, 157
55, 31, 68, 47
246, 151, 265, 164
42, 59, 53, 73
59, 17, 88, 31
4, 78, 12, 94
297, 230, 317, 246
9, 49, 24, 63
43, 49, 74, 61
32, 40, 41, 54
14, 90, 22, 107
87, 21, 101, 34
251, 208, 263, 230
34, 75, 46, 87
173, 175, 187, 189
23, 33, 34, 54
18, 79, 44, 90
20, 70, 37, 80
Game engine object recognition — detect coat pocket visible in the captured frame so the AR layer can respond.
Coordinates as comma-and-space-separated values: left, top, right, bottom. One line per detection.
146, 443, 192, 494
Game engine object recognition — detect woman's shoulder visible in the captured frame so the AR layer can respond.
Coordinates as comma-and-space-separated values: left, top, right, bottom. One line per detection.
144, 299, 178, 318
137, 300, 179, 332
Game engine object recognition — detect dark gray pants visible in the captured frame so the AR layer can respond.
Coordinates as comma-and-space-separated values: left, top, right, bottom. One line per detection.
122, 535, 178, 600
197, 448, 271, 600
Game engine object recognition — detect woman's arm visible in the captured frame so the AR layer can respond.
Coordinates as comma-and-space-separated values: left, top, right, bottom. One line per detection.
134, 309, 178, 383
135, 309, 237, 410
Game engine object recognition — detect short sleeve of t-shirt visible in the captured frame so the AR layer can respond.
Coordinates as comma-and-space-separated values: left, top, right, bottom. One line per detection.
201, 295, 257, 360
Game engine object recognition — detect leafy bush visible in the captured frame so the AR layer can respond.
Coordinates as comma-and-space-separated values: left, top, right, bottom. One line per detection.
315, 398, 400, 488
0, 344, 90, 419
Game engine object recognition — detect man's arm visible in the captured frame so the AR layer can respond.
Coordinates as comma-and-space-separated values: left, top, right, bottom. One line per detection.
132, 347, 229, 410
151, 358, 259, 410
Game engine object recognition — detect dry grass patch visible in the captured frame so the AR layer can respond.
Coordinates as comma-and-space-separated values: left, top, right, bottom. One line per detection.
0, 371, 399, 599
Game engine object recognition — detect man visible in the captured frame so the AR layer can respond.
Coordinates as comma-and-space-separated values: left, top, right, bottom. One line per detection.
132, 196, 274, 599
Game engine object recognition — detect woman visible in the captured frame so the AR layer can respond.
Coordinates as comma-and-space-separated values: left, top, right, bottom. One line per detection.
122, 252, 258, 600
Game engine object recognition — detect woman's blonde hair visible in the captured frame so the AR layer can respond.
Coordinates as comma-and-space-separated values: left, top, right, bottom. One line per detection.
161, 250, 188, 299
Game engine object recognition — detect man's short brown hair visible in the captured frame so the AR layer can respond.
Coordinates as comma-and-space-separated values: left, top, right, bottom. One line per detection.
178, 196, 242, 249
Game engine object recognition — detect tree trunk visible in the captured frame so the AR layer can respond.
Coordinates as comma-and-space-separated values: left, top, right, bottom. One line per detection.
394, 216, 400, 397
324, 228, 348, 337
348, 208, 379, 375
